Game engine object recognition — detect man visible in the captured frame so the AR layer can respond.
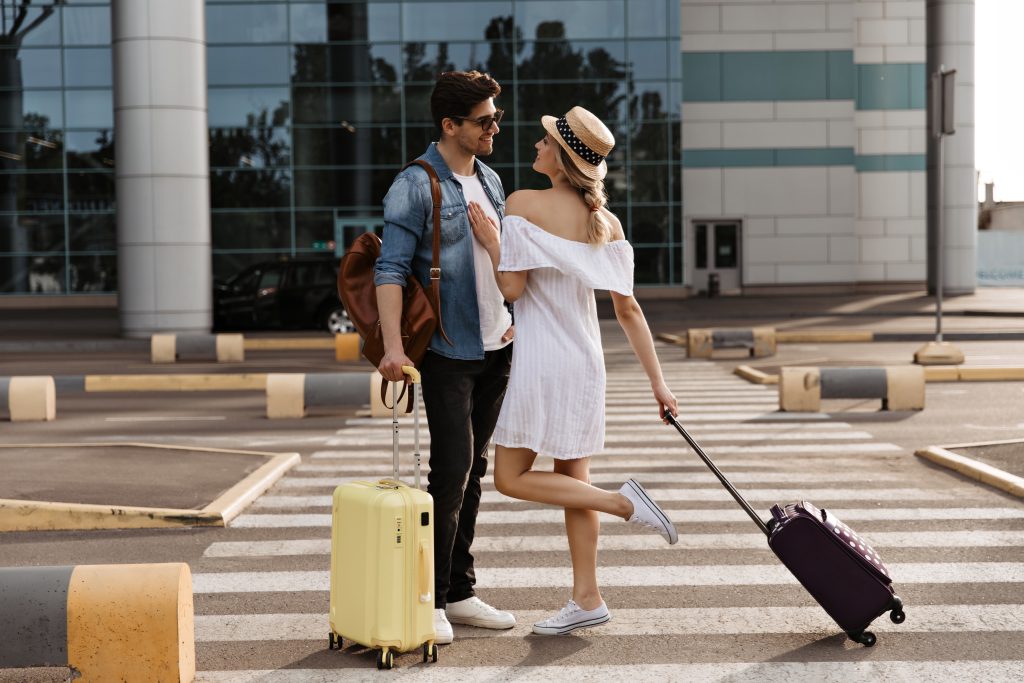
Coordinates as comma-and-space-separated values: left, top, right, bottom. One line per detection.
374, 71, 515, 645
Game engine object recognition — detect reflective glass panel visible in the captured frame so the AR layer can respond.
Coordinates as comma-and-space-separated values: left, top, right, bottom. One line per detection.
65, 130, 115, 170
206, 3, 288, 44
293, 126, 405, 167
63, 6, 110, 45
0, 131, 64, 171
631, 164, 671, 204
517, 40, 627, 81
10, 214, 65, 252
628, 0, 668, 38
291, 44, 401, 84
213, 252, 290, 285
629, 205, 670, 245
212, 211, 292, 249
208, 88, 290, 127
290, 2, 401, 42
19, 90, 63, 128
0, 255, 64, 293
19, 7, 62, 46
629, 121, 669, 162
69, 254, 116, 292
211, 169, 292, 208
632, 245, 669, 284
65, 90, 113, 128
628, 41, 668, 79
295, 210, 333, 247
294, 84, 403, 125
64, 48, 112, 87
403, 2, 512, 41
210, 127, 290, 168
516, 1, 625, 40
11, 172, 64, 211
208, 46, 290, 85
293, 168, 400, 209
2, 48, 61, 88
67, 171, 114, 211
69, 212, 116, 252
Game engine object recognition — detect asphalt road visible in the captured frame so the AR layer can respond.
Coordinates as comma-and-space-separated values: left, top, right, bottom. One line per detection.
2, 329, 1023, 682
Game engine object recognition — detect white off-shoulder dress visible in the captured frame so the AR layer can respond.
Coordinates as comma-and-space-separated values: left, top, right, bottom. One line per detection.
491, 215, 634, 460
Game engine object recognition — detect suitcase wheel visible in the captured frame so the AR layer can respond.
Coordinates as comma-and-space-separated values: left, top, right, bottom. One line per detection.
848, 630, 876, 647
422, 642, 438, 663
328, 632, 341, 650
889, 595, 906, 624
377, 648, 395, 670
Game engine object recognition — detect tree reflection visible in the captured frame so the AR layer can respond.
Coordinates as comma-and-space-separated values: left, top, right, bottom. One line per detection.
0, 0, 65, 292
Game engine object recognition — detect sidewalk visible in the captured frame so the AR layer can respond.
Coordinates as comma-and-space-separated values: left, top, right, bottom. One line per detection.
1, 287, 1022, 353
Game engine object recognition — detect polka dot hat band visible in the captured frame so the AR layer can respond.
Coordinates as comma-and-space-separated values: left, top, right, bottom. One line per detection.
541, 106, 615, 181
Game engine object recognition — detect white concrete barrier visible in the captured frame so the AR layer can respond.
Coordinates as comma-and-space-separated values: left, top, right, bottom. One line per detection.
1, 376, 56, 422
151, 334, 244, 363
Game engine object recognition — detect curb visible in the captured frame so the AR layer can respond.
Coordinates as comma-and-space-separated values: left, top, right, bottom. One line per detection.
0, 442, 299, 532
659, 329, 1024, 345
734, 365, 1024, 384
82, 373, 268, 392
915, 441, 1024, 499
244, 337, 335, 351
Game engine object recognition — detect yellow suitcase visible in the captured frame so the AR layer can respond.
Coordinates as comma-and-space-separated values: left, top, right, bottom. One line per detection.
328, 367, 437, 670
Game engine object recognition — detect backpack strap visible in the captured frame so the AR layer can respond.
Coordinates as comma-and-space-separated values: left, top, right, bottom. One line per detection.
403, 159, 453, 347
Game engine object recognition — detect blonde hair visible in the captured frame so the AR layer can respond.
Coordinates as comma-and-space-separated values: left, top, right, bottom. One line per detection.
556, 147, 612, 244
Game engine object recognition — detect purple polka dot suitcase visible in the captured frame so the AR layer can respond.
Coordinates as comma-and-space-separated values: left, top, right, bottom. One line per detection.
665, 413, 905, 646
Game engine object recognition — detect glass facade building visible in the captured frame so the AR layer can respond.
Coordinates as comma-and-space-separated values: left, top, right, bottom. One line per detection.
0, 0, 682, 295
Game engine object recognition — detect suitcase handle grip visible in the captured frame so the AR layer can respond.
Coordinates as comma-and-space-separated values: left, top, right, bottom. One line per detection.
418, 539, 432, 604
665, 410, 772, 537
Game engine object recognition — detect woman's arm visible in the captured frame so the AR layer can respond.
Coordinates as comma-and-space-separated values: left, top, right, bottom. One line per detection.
467, 200, 528, 302
611, 291, 678, 420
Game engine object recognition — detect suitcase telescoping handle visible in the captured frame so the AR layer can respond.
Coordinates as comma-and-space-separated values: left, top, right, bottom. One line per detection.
664, 411, 772, 537
390, 365, 423, 489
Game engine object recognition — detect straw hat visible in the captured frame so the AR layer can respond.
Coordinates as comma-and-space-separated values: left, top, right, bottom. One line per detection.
541, 106, 615, 181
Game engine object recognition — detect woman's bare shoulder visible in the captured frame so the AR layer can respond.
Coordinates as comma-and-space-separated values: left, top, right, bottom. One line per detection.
505, 189, 541, 216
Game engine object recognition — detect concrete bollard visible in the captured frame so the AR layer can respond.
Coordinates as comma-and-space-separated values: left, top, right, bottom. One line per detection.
687, 327, 776, 359
369, 371, 416, 417
266, 372, 383, 419
780, 366, 925, 412
0, 376, 56, 421
151, 333, 245, 363
0, 563, 195, 682
334, 332, 361, 361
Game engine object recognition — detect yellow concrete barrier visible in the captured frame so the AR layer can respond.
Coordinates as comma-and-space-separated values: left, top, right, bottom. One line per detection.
266, 373, 306, 419
686, 327, 776, 359
335, 333, 361, 361
243, 337, 335, 351
779, 367, 821, 411
67, 563, 195, 682
775, 330, 875, 343
266, 372, 374, 419
7, 376, 56, 422
370, 371, 415, 418
150, 333, 245, 363
85, 373, 267, 392
780, 366, 924, 412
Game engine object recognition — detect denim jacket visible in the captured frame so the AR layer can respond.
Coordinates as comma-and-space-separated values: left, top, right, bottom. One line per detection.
374, 143, 506, 361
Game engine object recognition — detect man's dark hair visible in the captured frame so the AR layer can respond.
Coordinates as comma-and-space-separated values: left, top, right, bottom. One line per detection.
430, 71, 501, 131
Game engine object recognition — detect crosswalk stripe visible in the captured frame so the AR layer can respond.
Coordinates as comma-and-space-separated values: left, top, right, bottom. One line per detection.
322, 431, 876, 448
202, 530, 1024, 558
193, 605, 1024, 641
253, 488, 949, 509
341, 412, 831, 427
311, 443, 902, 459
191, 564, 1024, 593
230, 507, 1024, 528
330, 422, 853, 437
194, 661, 1024, 682
291, 467, 902, 482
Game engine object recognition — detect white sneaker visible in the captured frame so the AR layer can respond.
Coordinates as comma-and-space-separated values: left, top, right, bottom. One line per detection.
433, 608, 454, 645
532, 600, 610, 635
620, 479, 678, 544
445, 596, 516, 629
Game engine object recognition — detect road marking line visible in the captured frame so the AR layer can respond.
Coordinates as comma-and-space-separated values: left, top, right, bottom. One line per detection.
330, 422, 853, 437
194, 661, 1024, 682
315, 443, 902, 456
229, 507, 1024, 528
103, 416, 228, 422
204, 528, 1024, 559
341, 412, 830, 426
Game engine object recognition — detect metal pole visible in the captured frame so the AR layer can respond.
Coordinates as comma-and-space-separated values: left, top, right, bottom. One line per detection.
935, 124, 944, 343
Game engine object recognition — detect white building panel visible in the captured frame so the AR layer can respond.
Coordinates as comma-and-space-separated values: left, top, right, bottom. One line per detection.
884, 110, 926, 128
853, 46, 885, 63
855, 219, 886, 236
909, 17, 926, 44
776, 101, 854, 121
859, 172, 911, 218
744, 264, 777, 285
829, 167, 856, 216
681, 33, 774, 52
861, 236, 910, 262
747, 236, 829, 264
774, 31, 853, 50
828, 120, 855, 147
827, 3, 855, 30
682, 121, 723, 149
886, 219, 926, 236
683, 102, 776, 122
682, 169, 724, 216
858, 127, 911, 155
777, 217, 854, 236
909, 172, 926, 218
853, 2, 885, 20
857, 19, 910, 46
828, 236, 860, 263
776, 263, 857, 283
743, 218, 777, 237
723, 121, 828, 148
886, 1, 926, 19
680, 4, 721, 32
723, 168, 829, 216
910, 236, 927, 262
722, 4, 827, 33
886, 262, 927, 280
885, 45, 925, 63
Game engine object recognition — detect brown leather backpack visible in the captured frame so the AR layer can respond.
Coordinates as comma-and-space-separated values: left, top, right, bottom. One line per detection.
337, 160, 451, 377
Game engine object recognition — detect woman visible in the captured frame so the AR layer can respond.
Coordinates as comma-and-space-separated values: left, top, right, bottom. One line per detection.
467, 106, 679, 636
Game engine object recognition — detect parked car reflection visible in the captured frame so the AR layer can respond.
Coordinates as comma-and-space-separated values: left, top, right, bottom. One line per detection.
213, 257, 353, 333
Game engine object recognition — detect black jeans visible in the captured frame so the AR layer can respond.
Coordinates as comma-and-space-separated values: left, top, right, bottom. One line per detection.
420, 345, 511, 608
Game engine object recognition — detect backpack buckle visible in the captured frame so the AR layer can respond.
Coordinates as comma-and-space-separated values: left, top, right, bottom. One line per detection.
429, 267, 441, 280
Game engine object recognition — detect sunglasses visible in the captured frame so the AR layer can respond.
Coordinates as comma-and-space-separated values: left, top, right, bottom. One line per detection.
449, 109, 504, 131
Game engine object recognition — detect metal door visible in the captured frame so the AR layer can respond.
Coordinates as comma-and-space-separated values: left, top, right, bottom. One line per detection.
693, 221, 741, 294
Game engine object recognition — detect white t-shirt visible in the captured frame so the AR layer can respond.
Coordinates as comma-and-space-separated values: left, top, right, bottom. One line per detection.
453, 171, 513, 351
